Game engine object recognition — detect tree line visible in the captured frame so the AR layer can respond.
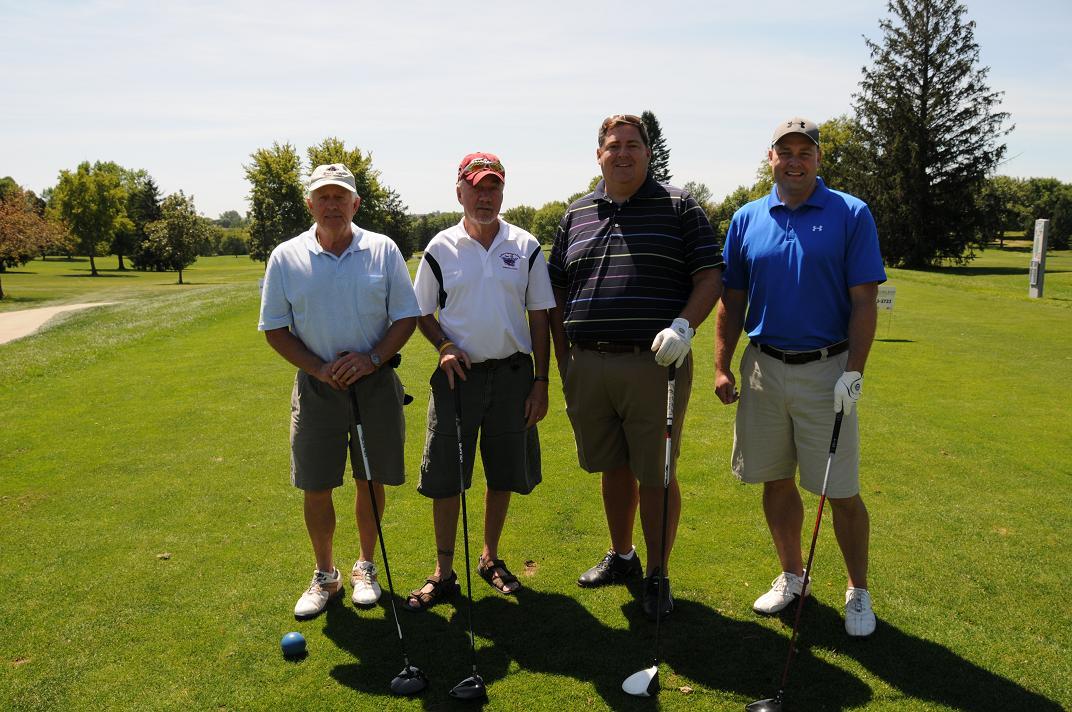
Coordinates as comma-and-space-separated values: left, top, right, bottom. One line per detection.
3, 1, 1069, 299
0, 164, 251, 297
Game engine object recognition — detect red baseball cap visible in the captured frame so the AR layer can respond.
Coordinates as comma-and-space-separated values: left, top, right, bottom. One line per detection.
457, 152, 505, 185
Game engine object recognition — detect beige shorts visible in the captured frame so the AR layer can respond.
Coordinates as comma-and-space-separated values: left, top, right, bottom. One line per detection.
562, 345, 691, 487
289, 367, 407, 490
731, 344, 860, 498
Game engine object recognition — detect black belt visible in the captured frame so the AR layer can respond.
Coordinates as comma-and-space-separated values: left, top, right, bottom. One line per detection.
752, 340, 848, 364
574, 341, 644, 354
471, 352, 528, 369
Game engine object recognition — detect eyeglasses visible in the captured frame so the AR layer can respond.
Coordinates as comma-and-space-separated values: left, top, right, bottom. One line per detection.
459, 158, 505, 179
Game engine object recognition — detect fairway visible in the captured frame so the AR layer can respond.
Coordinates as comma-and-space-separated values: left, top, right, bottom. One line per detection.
1, 251, 1069, 710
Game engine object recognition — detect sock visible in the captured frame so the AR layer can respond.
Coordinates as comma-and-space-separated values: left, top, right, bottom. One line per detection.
617, 547, 636, 560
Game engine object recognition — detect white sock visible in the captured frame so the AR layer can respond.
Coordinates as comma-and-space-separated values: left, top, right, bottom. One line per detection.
616, 547, 636, 560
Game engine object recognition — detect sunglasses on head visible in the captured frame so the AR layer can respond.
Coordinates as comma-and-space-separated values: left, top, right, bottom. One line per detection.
459, 158, 505, 179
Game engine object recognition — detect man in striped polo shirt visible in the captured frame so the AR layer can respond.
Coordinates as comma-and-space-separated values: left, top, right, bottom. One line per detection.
549, 114, 723, 620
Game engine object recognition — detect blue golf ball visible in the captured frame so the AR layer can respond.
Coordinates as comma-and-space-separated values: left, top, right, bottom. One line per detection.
281, 631, 306, 658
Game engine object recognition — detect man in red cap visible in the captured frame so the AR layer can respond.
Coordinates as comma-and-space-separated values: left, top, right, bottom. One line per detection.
404, 152, 556, 609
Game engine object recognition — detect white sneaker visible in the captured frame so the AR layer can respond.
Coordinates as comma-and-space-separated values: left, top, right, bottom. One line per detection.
351, 560, 382, 606
845, 587, 876, 637
753, 571, 811, 614
294, 568, 342, 619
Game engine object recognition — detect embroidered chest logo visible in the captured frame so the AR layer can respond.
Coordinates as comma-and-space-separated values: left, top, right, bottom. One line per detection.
812, 225, 824, 232
500, 252, 521, 270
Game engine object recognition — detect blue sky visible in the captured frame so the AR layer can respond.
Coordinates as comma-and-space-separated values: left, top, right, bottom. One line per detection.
2, 1, 1068, 219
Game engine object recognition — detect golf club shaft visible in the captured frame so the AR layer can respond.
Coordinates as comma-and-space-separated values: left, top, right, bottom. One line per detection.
454, 385, 478, 674
775, 410, 844, 692
348, 384, 411, 666
652, 363, 676, 665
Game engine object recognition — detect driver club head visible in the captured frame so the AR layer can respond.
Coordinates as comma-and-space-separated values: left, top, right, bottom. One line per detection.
622, 665, 659, 698
449, 674, 487, 700
745, 695, 784, 712
389, 665, 428, 696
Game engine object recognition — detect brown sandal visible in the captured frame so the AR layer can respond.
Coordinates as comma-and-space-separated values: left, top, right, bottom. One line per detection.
478, 556, 520, 595
405, 571, 459, 610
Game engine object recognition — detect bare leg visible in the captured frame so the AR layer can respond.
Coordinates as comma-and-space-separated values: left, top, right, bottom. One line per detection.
481, 488, 518, 593
482, 489, 512, 562
353, 481, 384, 563
639, 478, 681, 576
763, 479, 804, 576
411, 496, 460, 601
602, 465, 639, 555
829, 494, 870, 589
304, 489, 336, 573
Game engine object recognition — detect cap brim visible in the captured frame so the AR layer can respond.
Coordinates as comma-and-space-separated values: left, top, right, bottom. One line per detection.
464, 169, 505, 185
308, 179, 357, 193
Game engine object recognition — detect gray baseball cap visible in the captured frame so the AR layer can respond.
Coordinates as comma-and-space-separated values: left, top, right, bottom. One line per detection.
771, 117, 820, 146
307, 163, 357, 194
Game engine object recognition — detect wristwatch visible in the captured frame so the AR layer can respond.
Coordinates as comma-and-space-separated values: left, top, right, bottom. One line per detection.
370, 352, 382, 369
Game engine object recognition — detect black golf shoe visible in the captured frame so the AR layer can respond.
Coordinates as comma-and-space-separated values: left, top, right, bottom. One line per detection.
577, 549, 643, 587
642, 571, 673, 620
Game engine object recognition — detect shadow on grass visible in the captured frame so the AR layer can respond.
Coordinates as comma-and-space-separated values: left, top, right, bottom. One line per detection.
323, 585, 1061, 711
323, 586, 866, 710
60, 272, 137, 279
784, 598, 1062, 712
875, 338, 915, 343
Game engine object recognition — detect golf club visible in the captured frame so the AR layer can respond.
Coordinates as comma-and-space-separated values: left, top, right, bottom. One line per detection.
746, 410, 845, 712
622, 363, 676, 698
448, 383, 487, 701
346, 371, 429, 697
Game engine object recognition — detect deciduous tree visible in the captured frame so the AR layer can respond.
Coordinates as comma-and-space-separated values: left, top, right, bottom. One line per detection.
50, 161, 132, 276
138, 192, 207, 284
245, 142, 308, 262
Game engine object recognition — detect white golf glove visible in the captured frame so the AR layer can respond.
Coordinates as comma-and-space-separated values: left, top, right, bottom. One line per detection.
651, 318, 694, 368
834, 371, 863, 414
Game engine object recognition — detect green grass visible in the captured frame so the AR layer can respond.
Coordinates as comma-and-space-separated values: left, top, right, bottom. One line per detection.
1, 249, 1069, 710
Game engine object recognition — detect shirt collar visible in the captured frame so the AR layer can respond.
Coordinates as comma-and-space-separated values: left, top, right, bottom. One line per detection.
592, 173, 662, 204
766, 177, 831, 212
303, 223, 366, 255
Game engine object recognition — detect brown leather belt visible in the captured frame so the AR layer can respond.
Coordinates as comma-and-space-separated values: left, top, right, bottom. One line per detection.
574, 341, 644, 354
752, 340, 848, 365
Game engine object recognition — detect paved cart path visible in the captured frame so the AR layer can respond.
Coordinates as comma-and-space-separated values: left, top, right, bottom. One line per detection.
0, 302, 116, 345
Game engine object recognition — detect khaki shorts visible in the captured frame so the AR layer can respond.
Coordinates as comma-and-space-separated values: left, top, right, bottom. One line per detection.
290, 367, 407, 491
562, 345, 691, 487
418, 353, 541, 499
731, 344, 860, 497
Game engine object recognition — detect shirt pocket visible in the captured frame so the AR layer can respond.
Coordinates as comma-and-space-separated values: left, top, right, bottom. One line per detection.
356, 272, 387, 315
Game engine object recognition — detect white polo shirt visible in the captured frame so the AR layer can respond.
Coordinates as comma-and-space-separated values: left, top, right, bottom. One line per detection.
414, 219, 556, 363
258, 223, 420, 362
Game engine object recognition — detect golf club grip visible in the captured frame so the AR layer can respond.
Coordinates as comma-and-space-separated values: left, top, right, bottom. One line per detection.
829, 410, 844, 453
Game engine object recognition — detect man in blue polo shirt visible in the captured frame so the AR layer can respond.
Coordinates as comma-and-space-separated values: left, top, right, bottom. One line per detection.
714, 117, 886, 638
549, 114, 723, 620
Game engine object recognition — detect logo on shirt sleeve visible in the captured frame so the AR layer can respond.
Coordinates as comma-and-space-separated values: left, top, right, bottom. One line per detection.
500, 252, 521, 270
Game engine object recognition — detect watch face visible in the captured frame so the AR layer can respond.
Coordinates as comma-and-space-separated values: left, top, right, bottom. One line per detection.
370, 353, 381, 367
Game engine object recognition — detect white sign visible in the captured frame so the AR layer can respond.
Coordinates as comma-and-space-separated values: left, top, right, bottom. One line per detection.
876, 285, 896, 311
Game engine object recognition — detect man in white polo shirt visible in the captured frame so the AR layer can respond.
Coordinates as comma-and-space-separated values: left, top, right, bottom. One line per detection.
403, 152, 555, 609
259, 163, 420, 619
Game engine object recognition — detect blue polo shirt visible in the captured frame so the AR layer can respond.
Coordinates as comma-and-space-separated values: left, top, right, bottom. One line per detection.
258, 223, 420, 362
722, 178, 886, 351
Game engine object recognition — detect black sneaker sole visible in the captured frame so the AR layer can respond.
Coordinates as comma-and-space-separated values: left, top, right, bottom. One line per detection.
577, 569, 642, 588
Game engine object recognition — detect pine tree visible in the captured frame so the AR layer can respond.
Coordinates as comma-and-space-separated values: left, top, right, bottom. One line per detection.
641, 111, 672, 183
853, 0, 1011, 267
